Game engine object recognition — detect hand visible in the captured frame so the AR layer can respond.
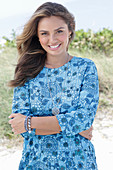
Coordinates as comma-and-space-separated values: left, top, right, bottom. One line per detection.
9, 113, 26, 135
79, 126, 93, 140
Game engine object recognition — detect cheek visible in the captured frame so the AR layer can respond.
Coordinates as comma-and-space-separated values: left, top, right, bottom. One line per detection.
58, 34, 69, 43
39, 37, 48, 46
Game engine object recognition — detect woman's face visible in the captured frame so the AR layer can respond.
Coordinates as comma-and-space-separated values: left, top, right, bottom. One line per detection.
37, 16, 71, 57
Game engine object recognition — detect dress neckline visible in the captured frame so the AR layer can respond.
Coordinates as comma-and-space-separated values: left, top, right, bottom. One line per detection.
44, 56, 75, 70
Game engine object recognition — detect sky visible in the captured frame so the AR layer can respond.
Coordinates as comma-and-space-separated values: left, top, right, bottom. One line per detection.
0, 0, 113, 40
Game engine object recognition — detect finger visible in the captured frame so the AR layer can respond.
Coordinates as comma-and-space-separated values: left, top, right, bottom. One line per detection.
89, 133, 92, 137
88, 134, 92, 140
12, 128, 17, 134
89, 134, 93, 139
11, 124, 15, 128
14, 129, 19, 135
89, 128, 93, 133
14, 131, 18, 135
9, 113, 17, 119
12, 128, 15, 132
89, 130, 92, 135
8, 119, 13, 124
91, 125, 93, 130
14, 133, 17, 135
89, 137, 91, 141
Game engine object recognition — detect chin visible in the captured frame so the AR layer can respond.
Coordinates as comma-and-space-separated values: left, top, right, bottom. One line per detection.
48, 51, 65, 57
47, 49, 67, 56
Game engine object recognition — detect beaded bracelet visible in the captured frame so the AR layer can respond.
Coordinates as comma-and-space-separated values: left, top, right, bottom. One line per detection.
27, 116, 32, 133
24, 116, 29, 132
24, 116, 32, 133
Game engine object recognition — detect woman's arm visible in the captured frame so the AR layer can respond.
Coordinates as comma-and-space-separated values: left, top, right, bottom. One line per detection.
9, 113, 93, 140
35, 124, 93, 140
32, 116, 93, 140
31, 115, 61, 134
9, 113, 61, 135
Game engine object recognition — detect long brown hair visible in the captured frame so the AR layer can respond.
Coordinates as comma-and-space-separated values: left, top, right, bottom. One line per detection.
8, 2, 75, 87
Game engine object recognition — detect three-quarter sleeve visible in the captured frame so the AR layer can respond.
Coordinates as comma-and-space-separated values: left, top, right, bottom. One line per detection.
12, 81, 33, 137
12, 82, 30, 115
56, 61, 99, 136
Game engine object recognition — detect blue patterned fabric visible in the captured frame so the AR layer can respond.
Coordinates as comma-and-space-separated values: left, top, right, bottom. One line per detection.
12, 56, 99, 170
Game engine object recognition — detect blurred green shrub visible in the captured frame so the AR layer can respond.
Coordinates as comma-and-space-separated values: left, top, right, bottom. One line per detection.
70, 28, 113, 57
2, 29, 16, 47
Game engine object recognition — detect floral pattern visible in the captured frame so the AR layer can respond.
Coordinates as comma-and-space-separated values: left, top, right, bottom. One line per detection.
12, 56, 99, 169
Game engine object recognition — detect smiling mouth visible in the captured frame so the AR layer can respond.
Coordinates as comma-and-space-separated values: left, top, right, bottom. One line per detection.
49, 44, 61, 49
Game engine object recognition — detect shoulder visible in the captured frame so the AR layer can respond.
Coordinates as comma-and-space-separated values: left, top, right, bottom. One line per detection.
73, 56, 95, 64
72, 56, 97, 69
14, 80, 30, 93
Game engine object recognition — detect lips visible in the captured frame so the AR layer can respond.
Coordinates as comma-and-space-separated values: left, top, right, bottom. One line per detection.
48, 44, 61, 49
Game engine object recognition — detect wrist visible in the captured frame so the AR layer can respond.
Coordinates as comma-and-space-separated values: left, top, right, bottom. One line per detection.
24, 116, 28, 132
27, 116, 32, 133
31, 117, 35, 129
24, 116, 32, 133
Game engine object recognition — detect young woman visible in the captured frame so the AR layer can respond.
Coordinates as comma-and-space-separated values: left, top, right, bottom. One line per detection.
9, 2, 99, 170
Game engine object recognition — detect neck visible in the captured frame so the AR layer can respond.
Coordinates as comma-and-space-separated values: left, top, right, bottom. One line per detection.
45, 53, 69, 68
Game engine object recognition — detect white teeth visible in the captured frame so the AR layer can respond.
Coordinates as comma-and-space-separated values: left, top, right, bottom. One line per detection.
49, 44, 60, 48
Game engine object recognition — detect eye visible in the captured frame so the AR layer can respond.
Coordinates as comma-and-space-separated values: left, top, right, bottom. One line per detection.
41, 32, 47, 35
57, 30, 63, 34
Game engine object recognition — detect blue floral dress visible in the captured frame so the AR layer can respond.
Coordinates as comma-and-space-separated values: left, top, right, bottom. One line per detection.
12, 56, 99, 170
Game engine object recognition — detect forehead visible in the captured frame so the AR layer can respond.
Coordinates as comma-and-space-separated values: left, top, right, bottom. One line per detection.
38, 16, 67, 30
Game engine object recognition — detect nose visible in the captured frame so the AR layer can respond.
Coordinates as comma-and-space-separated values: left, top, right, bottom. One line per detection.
49, 34, 57, 44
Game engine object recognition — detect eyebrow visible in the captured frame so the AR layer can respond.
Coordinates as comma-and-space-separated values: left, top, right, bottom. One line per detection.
39, 27, 65, 32
55, 27, 65, 31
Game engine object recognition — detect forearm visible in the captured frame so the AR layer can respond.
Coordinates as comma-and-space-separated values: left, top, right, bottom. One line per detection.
31, 116, 61, 135
35, 129, 61, 135
9, 113, 93, 139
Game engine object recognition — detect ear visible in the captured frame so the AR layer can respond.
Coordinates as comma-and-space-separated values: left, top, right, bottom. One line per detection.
69, 31, 72, 38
